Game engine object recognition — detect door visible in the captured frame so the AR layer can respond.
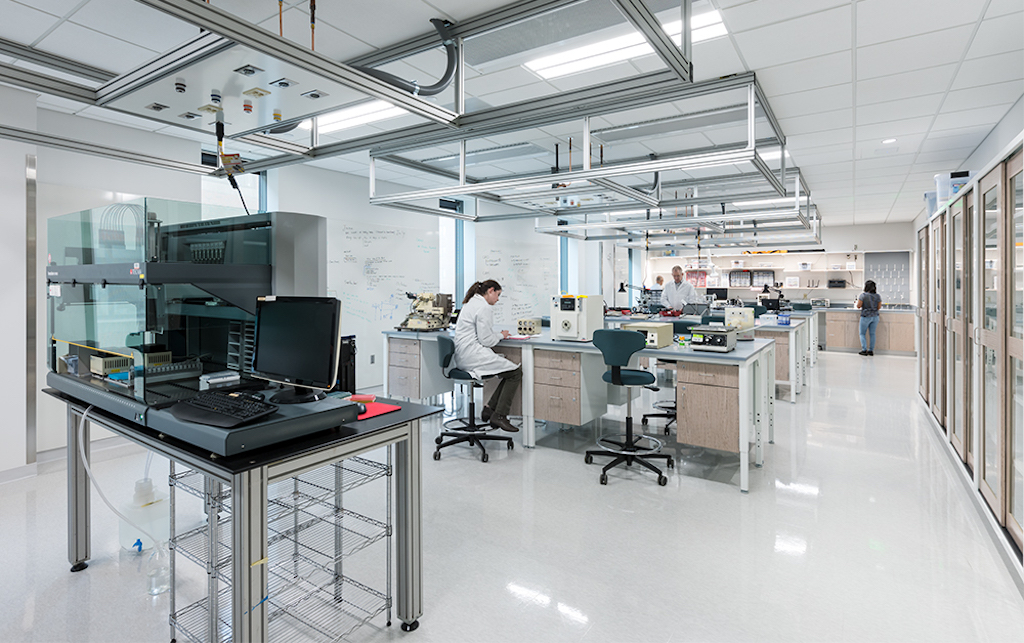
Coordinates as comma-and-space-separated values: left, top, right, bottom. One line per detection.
978, 164, 1004, 518
949, 199, 967, 461
963, 189, 976, 470
930, 215, 946, 427
1004, 150, 1022, 550
919, 227, 929, 402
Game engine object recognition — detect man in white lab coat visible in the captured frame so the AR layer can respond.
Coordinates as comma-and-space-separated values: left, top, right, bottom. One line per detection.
660, 265, 698, 311
453, 280, 522, 432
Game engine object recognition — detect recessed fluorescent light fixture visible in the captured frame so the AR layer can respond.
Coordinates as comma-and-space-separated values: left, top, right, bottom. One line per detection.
525, 11, 727, 79
732, 196, 808, 207
297, 100, 407, 134
881, 138, 897, 144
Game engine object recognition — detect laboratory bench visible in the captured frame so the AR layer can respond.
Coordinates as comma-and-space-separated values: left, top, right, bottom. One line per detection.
383, 329, 776, 492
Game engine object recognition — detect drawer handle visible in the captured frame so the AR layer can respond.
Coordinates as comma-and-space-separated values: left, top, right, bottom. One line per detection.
550, 375, 561, 379
397, 376, 407, 380
549, 396, 561, 400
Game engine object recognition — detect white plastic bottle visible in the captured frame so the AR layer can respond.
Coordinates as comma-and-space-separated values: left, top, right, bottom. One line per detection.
118, 478, 169, 552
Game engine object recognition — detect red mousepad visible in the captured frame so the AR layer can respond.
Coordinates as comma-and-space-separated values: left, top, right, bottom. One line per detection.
357, 402, 402, 420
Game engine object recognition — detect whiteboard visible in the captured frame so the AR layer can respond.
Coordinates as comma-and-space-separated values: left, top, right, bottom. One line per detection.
327, 221, 439, 388
476, 234, 558, 326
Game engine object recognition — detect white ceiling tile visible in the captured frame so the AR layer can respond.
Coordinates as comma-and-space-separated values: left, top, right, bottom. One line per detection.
731, 5, 851, 69
721, 0, 847, 33
643, 132, 720, 155
545, 61, 638, 92
985, 0, 1024, 18
826, 214, 856, 225
421, 0, 505, 21
855, 116, 933, 141
965, 14, 1024, 60
857, 25, 974, 80
803, 160, 854, 176
942, 80, 1024, 113
767, 84, 852, 118
913, 147, 976, 165
629, 54, 666, 74
0, 1, 60, 44
317, 1, 446, 50
921, 124, 992, 150
12, 60, 103, 87
791, 146, 854, 167
71, 106, 167, 131
855, 175, 906, 188
34, 22, 158, 74
465, 65, 544, 96
70, 0, 199, 54
787, 128, 854, 151
778, 108, 853, 136
951, 50, 1024, 90
855, 153, 918, 170
854, 212, 892, 224
256, 8, 372, 62
190, 0, 283, 26
152, 125, 210, 143
854, 182, 903, 197
855, 65, 957, 106
14, 0, 83, 19
856, 0, 987, 47
856, 94, 945, 126
597, 142, 652, 161
755, 51, 852, 96
855, 164, 910, 179
854, 134, 927, 155
701, 124, 748, 146
474, 81, 558, 107
931, 104, 1014, 132
602, 104, 681, 127
690, 33, 746, 82
36, 96, 83, 114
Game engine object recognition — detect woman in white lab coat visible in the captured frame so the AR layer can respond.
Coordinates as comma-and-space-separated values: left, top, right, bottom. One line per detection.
454, 280, 522, 433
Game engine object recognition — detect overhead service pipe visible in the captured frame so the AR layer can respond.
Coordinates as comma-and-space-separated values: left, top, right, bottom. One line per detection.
354, 19, 458, 97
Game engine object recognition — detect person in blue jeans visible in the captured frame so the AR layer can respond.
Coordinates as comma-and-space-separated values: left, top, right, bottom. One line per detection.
857, 280, 882, 356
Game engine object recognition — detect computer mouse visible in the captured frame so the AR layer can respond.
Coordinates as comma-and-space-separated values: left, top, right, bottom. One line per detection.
357, 403, 367, 415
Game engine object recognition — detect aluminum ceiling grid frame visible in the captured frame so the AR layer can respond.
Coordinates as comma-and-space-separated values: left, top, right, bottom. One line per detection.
367, 76, 791, 223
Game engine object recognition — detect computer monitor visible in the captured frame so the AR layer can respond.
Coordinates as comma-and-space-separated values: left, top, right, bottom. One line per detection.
251, 296, 342, 404
707, 288, 729, 302
763, 298, 781, 311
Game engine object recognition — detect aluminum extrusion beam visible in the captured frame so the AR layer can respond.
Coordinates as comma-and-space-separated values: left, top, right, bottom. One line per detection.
591, 178, 659, 207
0, 37, 114, 84
346, 0, 587, 68
534, 209, 800, 233
386, 202, 477, 222
0, 124, 210, 175
375, 155, 504, 204
753, 79, 785, 148
369, 148, 755, 204
237, 71, 759, 175
0, 62, 96, 104
235, 134, 311, 156
611, 0, 692, 82
132, 0, 459, 126
549, 190, 782, 217
96, 32, 235, 105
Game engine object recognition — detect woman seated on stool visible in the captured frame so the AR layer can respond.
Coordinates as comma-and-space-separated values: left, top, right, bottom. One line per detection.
454, 280, 522, 433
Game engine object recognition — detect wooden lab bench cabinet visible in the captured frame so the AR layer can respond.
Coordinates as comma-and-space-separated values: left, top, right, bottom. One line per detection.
675, 362, 740, 453
754, 329, 789, 381
825, 312, 915, 353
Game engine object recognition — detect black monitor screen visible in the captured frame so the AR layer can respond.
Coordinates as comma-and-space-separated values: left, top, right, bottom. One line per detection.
707, 288, 729, 301
252, 296, 341, 392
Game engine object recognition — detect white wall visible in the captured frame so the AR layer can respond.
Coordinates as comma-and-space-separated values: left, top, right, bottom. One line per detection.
474, 217, 559, 326
273, 163, 440, 389
958, 94, 1024, 180
821, 222, 915, 252
0, 85, 37, 475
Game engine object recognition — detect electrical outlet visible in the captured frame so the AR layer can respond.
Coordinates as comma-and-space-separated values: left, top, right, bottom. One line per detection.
370, 355, 375, 364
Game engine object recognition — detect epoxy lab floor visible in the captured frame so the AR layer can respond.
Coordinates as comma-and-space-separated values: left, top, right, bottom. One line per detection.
1, 352, 1023, 642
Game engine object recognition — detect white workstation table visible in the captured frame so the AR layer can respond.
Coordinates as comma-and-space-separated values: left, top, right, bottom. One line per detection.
787, 309, 821, 367
383, 330, 776, 492
753, 318, 808, 402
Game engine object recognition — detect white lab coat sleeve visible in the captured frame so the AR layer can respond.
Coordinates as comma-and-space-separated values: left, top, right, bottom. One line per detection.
475, 302, 501, 347
683, 281, 698, 304
660, 287, 672, 309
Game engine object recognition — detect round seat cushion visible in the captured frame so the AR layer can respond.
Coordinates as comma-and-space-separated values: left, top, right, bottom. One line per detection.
602, 369, 655, 386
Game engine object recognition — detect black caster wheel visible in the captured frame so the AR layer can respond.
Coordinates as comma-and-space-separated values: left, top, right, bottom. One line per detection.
70, 562, 88, 572
658, 475, 668, 486
481, 453, 489, 463
386, 621, 392, 627
664, 427, 670, 435
434, 436, 443, 445
401, 620, 419, 632
667, 458, 674, 469
584, 454, 593, 464
599, 473, 608, 485
432, 451, 441, 461
507, 442, 514, 450
641, 417, 648, 425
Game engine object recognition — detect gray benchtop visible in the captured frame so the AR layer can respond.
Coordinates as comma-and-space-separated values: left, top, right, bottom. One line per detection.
384, 329, 774, 364
753, 318, 806, 332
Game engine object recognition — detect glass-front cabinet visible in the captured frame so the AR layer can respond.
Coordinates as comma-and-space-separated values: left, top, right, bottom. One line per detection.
46, 198, 322, 412
1006, 151, 1023, 548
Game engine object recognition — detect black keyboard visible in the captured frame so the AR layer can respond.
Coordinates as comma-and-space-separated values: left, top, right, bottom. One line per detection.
170, 391, 279, 428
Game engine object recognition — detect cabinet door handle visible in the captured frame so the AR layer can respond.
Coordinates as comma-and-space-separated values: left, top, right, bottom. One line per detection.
549, 395, 561, 400
550, 375, 561, 379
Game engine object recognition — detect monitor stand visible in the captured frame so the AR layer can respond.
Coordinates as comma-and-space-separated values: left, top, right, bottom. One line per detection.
270, 386, 327, 405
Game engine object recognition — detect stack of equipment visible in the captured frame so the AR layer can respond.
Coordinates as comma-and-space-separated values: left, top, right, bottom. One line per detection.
551, 295, 603, 342
689, 326, 738, 353
397, 292, 453, 331
622, 321, 673, 348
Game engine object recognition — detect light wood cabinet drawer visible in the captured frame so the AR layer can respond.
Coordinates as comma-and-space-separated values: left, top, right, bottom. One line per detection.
534, 349, 580, 371
535, 366, 580, 388
389, 338, 420, 355
888, 322, 915, 351
388, 351, 419, 368
676, 362, 739, 388
388, 366, 420, 398
756, 329, 790, 346
534, 383, 580, 425
676, 382, 739, 452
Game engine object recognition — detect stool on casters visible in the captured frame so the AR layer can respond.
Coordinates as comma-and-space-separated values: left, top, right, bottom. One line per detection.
586, 329, 673, 485
433, 335, 513, 463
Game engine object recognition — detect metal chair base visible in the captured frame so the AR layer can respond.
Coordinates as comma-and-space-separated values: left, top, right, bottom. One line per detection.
433, 382, 512, 463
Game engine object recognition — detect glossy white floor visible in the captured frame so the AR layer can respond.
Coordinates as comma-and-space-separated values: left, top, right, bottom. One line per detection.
2, 352, 1023, 642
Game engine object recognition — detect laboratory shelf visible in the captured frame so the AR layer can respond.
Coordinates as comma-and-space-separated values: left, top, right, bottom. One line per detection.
267, 506, 389, 576
171, 586, 233, 643
172, 519, 234, 583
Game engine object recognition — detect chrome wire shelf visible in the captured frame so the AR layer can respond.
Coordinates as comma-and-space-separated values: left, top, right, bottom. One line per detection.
171, 519, 233, 584
268, 506, 388, 575
170, 585, 232, 643
171, 457, 389, 515
267, 562, 389, 643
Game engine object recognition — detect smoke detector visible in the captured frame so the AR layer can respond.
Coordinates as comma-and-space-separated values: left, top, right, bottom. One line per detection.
234, 64, 263, 76
270, 78, 298, 89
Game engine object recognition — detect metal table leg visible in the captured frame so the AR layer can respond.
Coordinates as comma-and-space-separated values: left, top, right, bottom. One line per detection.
395, 419, 422, 631
739, 362, 750, 492
231, 466, 269, 643
521, 346, 536, 448
67, 406, 90, 572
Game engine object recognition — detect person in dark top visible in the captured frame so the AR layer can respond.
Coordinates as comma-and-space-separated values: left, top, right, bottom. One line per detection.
856, 280, 882, 356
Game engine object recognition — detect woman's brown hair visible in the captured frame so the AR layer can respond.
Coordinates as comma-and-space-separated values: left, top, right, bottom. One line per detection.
462, 280, 502, 304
